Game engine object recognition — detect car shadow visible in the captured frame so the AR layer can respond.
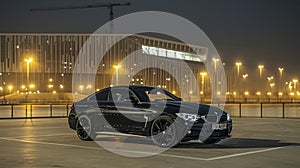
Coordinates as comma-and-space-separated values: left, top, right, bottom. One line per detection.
94, 136, 299, 149
175, 138, 300, 149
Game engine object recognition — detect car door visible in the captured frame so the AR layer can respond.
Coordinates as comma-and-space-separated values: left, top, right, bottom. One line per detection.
106, 88, 149, 132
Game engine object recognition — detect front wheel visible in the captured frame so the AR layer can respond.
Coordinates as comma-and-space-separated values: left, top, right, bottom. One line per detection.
76, 114, 96, 141
151, 115, 178, 148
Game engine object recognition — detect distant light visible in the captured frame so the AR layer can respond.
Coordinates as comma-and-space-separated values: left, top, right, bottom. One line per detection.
233, 92, 237, 96
60, 84, 64, 89
290, 92, 295, 96
48, 84, 53, 88
172, 91, 176, 95
244, 91, 249, 96
96, 89, 100, 92
49, 78, 53, 82
16, 45, 19, 49
29, 84, 35, 89
166, 78, 171, 81
21, 85, 26, 89
278, 92, 283, 96
256, 92, 261, 96
61, 73, 64, 77
52, 91, 56, 94
267, 92, 272, 96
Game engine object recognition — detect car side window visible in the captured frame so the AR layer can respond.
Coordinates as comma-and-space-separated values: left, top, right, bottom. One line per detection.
96, 89, 109, 101
108, 88, 137, 103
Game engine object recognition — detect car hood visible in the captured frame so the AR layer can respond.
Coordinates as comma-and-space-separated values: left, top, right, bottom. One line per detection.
151, 101, 225, 116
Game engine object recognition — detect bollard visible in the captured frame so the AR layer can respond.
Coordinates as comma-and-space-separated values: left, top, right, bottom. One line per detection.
260, 103, 263, 118
30, 104, 33, 118
25, 104, 28, 119
50, 104, 53, 118
11, 104, 14, 119
282, 103, 285, 118
239, 102, 242, 118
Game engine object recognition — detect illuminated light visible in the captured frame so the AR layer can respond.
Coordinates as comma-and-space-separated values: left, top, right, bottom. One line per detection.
25, 58, 32, 63
172, 91, 176, 95
61, 73, 64, 77
226, 92, 230, 95
217, 91, 221, 95
244, 91, 249, 96
140, 82, 144, 85
16, 45, 19, 49
86, 84, 92, 89
8, 85, 13, 90
60, 84, 64, 89
52, 91, 56, 94
29, 84, 35, 89
270, 83, 275, 87
256, 92, 261, 96
131, 79, 135, 82
96, 89, 100, 92
233, 92, 237, 96
157, 85, 161, 88
113, 65, 120, 69
21, 85, 26, 89
136, 79, 139, 82
243, 74, 248, 79
278, 92, 283, 96
290, 92, 295, 96
190, 91, 193, 94
297, 91, 300, 96
37, 90, 40, 94
49, 78, 53, 82
48, 84, 53, 88
142, 45, 206, 62
110, 85, 114, 87
166, 78, 171, 81
17, 90, 19, 94
74, 92, 78, 95
79, 85, 84, 89
200, 91, 203, 95
267, 92, 272, 96
0, 87, 3, 91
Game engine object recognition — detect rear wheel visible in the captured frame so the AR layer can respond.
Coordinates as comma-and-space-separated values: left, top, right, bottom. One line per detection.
76, 114, 95, 141
151, 115, 178, 148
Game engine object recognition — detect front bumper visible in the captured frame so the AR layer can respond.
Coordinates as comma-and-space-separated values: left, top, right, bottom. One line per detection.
178, 119, 232, 141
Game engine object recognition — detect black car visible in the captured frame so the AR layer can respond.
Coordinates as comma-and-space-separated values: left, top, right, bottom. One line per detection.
68, 85, 232, 147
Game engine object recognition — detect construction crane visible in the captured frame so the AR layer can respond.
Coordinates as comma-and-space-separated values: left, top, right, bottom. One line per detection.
30, 2, 131, 21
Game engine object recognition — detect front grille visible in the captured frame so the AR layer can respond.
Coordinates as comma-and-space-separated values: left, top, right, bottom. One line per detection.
205, 114, 227, 122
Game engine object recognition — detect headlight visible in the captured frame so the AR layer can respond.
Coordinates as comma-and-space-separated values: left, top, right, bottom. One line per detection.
227, 113, 231, 121
176, 113, 199, 122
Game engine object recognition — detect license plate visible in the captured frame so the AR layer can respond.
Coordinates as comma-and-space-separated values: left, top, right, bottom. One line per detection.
212, 123, 227, 130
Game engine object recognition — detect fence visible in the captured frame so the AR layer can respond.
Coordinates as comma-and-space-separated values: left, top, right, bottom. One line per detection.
0, 103, 299, 119
0, 104, 71, 119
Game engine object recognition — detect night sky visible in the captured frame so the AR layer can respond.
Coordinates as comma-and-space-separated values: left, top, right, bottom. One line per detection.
1, 0, 299, 80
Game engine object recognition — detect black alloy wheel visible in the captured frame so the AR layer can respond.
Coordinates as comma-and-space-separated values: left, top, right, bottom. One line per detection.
76, 115, 95, 141
151, 115, 178, 148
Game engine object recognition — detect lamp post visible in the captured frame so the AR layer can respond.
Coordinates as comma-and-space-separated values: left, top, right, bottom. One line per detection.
212, 58, 219, 96
278, 68, 284, 93
258, 65, 264, 100
235, 62, 242, 95
293, 79, 298, 92
25, 58, 33, 88
242, 74, 248, 94
200, 72, 207, 97
113, 65, 120, 85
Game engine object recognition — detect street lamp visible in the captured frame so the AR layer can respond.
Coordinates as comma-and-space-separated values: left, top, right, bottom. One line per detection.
113, 65, 120, 85
293, 79, 298, 92
258, 65, 264, 79
235, 62, 242, 77
25, 58, 33, 87
212, 58, 220, 96
278, 67, 284, 93
242, 74, 248, 94
200, 72, 207, 96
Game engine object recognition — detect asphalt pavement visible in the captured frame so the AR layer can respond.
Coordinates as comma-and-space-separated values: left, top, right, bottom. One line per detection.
0, 117, 299, 168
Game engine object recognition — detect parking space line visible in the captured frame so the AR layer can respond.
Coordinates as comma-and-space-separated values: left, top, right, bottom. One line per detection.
205, 146, 286, 161
0, 136, 288, 161
8, 133, 74, 138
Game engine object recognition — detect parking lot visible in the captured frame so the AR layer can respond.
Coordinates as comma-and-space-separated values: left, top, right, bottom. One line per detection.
0, 117, 299, 168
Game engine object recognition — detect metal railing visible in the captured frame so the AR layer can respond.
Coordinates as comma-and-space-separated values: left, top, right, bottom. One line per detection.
0, 104, 71, 119
0, 102, 299, 119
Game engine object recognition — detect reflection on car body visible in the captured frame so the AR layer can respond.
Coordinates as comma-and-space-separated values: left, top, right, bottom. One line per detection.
68, 85, 232, 147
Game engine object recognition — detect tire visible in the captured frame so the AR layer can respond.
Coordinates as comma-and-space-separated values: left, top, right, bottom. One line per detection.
202, 138, 221, 144
150, 115, 178, 148
76, 114, 96, 141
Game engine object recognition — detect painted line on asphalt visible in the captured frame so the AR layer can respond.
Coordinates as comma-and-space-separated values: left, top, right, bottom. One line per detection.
8, 133, 74, 138
236, 122, 274, 126
205, 146, 286, 161
0, 136, 288, 161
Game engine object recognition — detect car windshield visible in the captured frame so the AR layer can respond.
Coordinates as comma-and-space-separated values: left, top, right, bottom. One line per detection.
133, 87, 180, 102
